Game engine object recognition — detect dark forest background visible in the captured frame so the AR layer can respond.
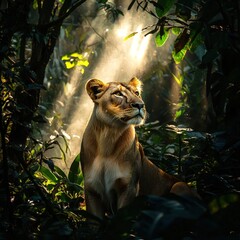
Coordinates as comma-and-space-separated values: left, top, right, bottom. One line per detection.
0, 0, 240, 239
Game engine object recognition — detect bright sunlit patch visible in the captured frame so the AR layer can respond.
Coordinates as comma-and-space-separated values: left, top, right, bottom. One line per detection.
116, 27, 129, 38
45, 9, 157, 169
129, 25, 151, 62
83, 52, 88, 57
65, 82, 76, 96
137, 34, 151, 60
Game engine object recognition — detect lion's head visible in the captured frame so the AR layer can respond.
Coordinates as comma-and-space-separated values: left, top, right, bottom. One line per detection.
86, 77, 146, 126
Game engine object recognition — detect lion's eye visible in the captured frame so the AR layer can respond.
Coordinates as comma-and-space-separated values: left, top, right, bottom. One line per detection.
135, 91, 140, 96
114, 91, 123, 97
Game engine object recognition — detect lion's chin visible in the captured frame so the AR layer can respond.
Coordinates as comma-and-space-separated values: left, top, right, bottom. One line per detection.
123, 115, 145, 126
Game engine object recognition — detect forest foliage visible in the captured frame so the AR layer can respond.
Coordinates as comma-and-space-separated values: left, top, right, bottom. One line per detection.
0, 0, 240, 239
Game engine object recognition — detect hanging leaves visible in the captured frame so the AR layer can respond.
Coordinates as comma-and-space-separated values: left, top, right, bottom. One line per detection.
61, 52, 89, 70
172, 46, 188, 64
155, 27, 169, 47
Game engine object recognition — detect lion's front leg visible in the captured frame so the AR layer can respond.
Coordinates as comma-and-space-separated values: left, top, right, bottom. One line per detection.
114, 178, 139, 209
85, 187, 105, 219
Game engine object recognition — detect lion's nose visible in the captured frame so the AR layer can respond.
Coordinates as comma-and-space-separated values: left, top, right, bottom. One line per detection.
131, 103, 144, 110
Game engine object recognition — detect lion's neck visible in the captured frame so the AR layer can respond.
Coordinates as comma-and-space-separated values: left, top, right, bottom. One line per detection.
86, 112, 136, 157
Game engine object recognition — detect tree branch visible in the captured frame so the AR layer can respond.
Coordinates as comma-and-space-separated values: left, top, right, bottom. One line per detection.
43, 0, 87, 29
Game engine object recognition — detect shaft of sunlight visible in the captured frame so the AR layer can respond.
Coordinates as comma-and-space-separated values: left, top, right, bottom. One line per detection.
45, 1, 162, 170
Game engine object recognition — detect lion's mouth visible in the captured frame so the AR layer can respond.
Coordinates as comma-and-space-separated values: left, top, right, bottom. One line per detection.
121, 113, 144, 122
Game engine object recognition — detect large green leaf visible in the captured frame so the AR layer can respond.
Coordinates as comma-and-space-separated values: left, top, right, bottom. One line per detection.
39, 165, 58, 183
155, 28, 169, 47
68, 154, 83, 185
54, 165, 67, 179
172, 46, 187, 64
155, 0, 176, 17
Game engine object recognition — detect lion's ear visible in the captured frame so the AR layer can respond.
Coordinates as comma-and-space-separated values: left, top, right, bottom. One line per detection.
128, 77, 142, 94
86, 79, 107, 101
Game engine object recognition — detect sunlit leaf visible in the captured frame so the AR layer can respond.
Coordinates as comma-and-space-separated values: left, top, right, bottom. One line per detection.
123, 31, 138, 41
171, 72, 183, 86
155, 28, 169, 47
61, 55, 70, 61
175, 109, 185, 120
70, 52, 83, 59
172, 27, 181, 35
76, 60, 89, 67
65, 61, 75, 69
38, 165, 58, 183
172, 47, 187, 64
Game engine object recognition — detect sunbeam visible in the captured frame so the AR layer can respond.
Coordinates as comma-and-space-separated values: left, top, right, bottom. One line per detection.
43, 1, 169, 170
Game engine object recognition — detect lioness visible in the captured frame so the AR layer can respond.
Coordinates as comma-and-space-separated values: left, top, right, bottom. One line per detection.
80, 77, 198, 219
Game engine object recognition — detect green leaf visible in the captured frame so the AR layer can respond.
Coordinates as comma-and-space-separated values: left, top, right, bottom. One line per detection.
174, 28, 190, 53
172, 27, 181, 35
33, 0, 38, 9
70, 52, 83, 59
76, 60, 89, 67
61, 55, 70, 61
171, 72, 183, 86
68, 154, 83, 185
172, 47, 187, 64
30, 163, 40, 175
175, 109, 185, 120
155, 28, 169, 47
54, 165, 67, 179
123, 32, 138, 41
156, 0, 176, 17
65, 61, 75, 69
39, 166, 58, 183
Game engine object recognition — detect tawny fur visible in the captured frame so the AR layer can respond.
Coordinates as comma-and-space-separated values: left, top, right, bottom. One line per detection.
80, 77, 198, 219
